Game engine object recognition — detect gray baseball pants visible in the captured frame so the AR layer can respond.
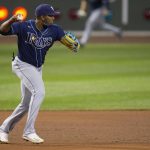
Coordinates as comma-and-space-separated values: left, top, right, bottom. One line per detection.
0, 56, 45, 136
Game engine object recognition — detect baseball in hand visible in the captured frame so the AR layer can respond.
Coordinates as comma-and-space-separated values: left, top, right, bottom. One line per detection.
17, 14, 23, 21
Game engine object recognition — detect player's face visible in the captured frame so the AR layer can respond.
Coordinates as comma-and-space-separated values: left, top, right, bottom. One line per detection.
42, 15, 55, 25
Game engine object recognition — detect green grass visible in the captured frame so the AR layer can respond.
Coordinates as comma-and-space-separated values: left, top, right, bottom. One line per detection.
0, 43, 150, 110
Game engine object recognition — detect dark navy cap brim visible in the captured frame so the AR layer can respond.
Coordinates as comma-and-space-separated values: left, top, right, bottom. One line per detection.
51, 11, 60, 16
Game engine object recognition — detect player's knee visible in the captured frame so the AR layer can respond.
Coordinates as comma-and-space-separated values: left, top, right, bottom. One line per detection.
39, 89, 45, 100
18, 102, 29, 111
34, 88, 45, 100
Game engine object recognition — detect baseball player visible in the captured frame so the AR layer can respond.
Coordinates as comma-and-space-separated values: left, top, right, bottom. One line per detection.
0, 4, 80, 144
77, 0, 122, 46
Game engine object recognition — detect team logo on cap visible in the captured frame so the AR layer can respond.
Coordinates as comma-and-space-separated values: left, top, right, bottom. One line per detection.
51, 6, 54, 11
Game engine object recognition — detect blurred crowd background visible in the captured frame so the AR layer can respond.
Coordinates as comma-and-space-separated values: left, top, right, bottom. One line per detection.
0, 0, 150, 31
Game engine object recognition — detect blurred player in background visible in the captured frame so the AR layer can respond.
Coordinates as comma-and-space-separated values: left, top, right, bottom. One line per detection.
77, 0, 122, 46
0, 4, 79, 144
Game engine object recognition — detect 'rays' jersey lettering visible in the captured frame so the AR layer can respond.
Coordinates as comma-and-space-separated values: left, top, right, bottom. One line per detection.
26, 32, 53, 49
9, 20, 65, 67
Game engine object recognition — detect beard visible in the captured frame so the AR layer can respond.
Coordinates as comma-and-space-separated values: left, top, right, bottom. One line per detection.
42, 18, 53, 26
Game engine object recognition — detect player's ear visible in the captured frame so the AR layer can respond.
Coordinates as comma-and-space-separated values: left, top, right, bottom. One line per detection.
40, 16, 45, 21
37, 16, 45, 22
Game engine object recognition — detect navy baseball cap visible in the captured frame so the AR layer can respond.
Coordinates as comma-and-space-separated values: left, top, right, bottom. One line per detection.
35, 4, 60, 17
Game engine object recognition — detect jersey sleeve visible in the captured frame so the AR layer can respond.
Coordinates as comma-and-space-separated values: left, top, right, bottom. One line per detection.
56, 25, 65, 41
11, 22, 22, 35
0, 22, 22, 36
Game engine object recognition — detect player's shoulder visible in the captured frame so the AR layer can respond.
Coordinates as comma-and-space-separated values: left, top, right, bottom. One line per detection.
48, 24, 63, 30
18, 19, 34, 26
20, 20, 37, 29
24, 19, 34, 25
13, 19, 31, 26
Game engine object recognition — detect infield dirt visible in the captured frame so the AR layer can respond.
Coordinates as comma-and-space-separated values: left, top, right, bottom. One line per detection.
0, 111, 150, 150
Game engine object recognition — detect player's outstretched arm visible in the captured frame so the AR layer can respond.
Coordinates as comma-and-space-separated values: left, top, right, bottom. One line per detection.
60, 32, 80, 53
0, 14, 22, 33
